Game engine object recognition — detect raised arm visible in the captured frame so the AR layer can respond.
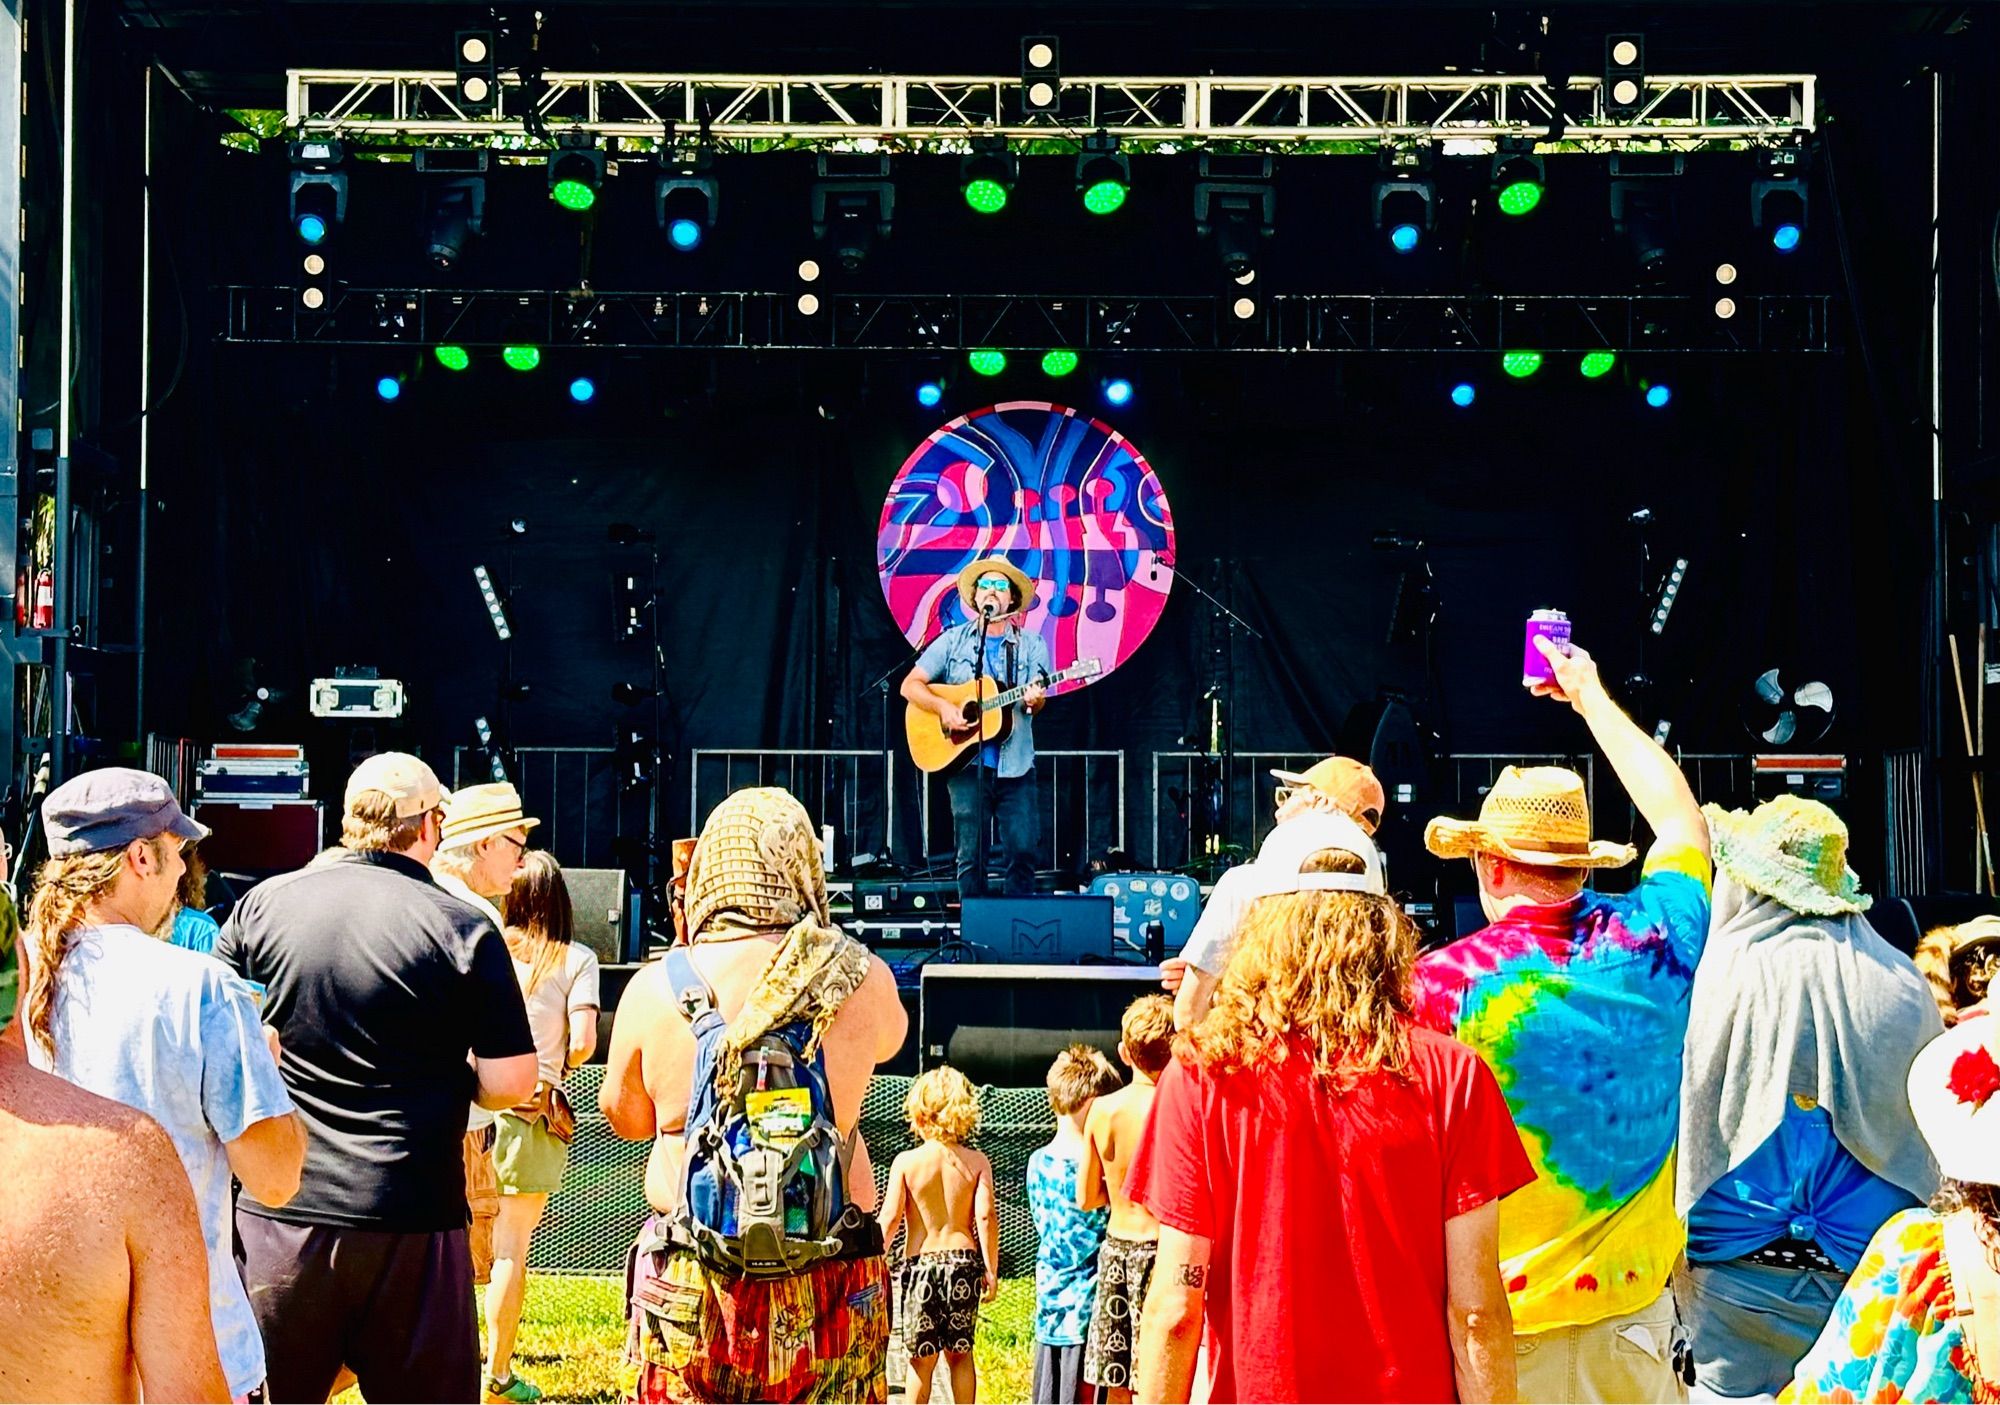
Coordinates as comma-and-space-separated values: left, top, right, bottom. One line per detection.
1443, 1201, 1517, 1404
1534, 637, 1708, 859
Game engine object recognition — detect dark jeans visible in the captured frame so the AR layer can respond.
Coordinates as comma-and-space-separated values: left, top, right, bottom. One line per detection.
234, 1210, 480, 1403
946, 765, 1038, 898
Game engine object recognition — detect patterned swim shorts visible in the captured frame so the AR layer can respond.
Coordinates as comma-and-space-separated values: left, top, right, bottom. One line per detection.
626, 1216, 888, 1404
897, 1248, 985, 1358
1084, 1234, 1158, 1390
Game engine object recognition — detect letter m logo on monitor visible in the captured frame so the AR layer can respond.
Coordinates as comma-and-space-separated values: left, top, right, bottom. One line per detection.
1009, 918, 1063, 958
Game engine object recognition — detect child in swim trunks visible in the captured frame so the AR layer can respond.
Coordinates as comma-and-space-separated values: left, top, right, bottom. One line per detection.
879, 1065, 999, 1404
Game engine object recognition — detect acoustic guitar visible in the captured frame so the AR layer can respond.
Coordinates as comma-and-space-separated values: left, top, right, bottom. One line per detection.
905, 657, 1103, 773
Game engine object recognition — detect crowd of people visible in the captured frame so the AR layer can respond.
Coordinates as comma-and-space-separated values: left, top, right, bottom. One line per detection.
0, 631, 1997, 1403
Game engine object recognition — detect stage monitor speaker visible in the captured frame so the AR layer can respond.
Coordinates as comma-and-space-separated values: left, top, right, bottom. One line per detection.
561, 867, 630, 964
1866, 894, 1998, 958
960, 895, 1115, 963
920, 964, 1160, 1083
194, 800, 326, 876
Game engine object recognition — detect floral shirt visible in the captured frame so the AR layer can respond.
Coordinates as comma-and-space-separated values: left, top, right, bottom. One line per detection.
1782, 1209, 1994, 1404
1413, 842, 1712, 1332
1026, 1144, 1109, 1345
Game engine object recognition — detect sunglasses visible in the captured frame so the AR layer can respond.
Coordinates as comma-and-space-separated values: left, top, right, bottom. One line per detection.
975, 577, 1012, 591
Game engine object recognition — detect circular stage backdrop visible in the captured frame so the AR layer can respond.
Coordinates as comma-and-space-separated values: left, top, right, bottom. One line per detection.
877, 402, 1176, 680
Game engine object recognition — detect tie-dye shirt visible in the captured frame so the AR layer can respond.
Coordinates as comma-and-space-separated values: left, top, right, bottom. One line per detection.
1026, 1144, 1110, 1345
1413, 843, 1711, 1332
1780, 1209, 1992, 1404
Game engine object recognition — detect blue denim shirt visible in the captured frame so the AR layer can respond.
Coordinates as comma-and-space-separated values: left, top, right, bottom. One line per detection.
914, 621, 1053, 779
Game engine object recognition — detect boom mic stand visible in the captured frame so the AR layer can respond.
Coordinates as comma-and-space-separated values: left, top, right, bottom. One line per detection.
1152, 556, 1262, 873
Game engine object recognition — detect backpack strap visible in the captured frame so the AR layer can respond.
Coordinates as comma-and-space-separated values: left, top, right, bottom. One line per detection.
662, 946, 726, 1038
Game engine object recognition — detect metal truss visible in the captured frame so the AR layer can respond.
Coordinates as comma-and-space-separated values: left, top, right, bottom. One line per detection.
286, 70, 1815, 151
224, 287, 1836, 354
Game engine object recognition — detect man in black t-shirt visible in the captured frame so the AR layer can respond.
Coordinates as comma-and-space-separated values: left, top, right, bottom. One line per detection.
217, 753, 536, 1404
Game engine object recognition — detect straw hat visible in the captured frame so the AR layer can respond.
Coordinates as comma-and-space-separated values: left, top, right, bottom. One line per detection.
1703, 795, 1870, 917
1907, 1015, 2000, 1186
439, 782, 540, 852
1424, 765, 1636, 869
955, 557, 1035, 615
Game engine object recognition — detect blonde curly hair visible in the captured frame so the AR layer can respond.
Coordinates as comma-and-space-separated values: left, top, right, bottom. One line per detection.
1181, 848, 1419, 1089
905, 1065, 982, 1145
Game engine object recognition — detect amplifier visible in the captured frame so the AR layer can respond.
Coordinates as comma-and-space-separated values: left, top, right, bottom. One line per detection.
1752, 754, 1845, 801
1087, 872, 1203, 957
852, 877, 957, 919
193, 800, 325, 875
919, 964, 1162, 1081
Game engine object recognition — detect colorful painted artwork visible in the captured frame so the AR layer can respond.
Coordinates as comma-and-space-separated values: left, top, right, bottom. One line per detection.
877, 402, 1175, 679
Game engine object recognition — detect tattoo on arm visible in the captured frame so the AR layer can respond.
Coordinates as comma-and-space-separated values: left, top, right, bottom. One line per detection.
1177, 1263, 1208, 1289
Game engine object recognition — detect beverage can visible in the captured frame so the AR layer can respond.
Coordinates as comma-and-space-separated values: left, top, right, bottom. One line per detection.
1523, 609, 1573, 687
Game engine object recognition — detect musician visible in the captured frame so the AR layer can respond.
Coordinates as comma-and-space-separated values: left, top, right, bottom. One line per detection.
901, 558, 1052, 899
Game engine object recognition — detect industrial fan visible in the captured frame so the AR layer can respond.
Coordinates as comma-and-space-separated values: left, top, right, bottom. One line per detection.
1741, 668, 1834, 746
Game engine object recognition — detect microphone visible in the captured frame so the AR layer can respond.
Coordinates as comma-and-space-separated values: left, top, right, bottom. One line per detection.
979, 602, 996, 619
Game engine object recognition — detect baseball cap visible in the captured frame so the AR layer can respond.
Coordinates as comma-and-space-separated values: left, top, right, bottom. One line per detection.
1269, 756, 1388, 833
43, 767, 210, 857
1239, 811, 1388, 901
344, 752, 446, 819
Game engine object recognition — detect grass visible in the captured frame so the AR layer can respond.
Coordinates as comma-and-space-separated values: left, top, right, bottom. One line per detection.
336, 1273, 1039, 1403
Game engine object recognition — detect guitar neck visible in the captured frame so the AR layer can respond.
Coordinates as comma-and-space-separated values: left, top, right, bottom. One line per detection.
982, 664, 1087, 712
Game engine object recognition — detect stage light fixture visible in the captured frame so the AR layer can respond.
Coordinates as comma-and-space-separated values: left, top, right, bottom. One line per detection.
455, 30, 497, 113
569, 376, 596, 403
475, 715, 494, 745
1194, 155, 1275, 278
435, 345, 471, 372
969, 349, 1007, 376
960, 137, 1016, 215
1490, 141, 1545, 217
1650, 557, 1688, 635
797, 293, 821, 316
1502, 350, 1544, 378
303, 254, 325, 277
811, 154, 895, 271
415, 150, 488, 271
657, 148, 719, 252
1232, 296, 1257, 320
547, 135, 604, 213
1579, 350, 1617, 378
1042, 349, 1079, 378
798, 260, 822, 283
1716, 262, 1739, 285
474, 565, 513, 640
916, 380, 945, 408
1752, 147, 1808, 253
1022, 36, 1061, 115
1604, 34, 1646, 119
376, 376, 402, 402
1372, 151, 1436, 254
1076, 133, 1130, 216
1451, 383, 1477, 407
1715, 297, 1738, 319
502, 345, 541, 372
1646, 383, 1673, 408
288, 140, 347, 246
1102, 377, 1134, 407
1610, 153, 1683, 284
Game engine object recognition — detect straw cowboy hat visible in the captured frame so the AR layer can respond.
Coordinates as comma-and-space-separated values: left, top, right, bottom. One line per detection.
956, 557, 1035, 615
1425, 765, 1637, 869
439, 781, 540, 853
1907, 1015, 2000, 1186
1703, 795, 1871, 917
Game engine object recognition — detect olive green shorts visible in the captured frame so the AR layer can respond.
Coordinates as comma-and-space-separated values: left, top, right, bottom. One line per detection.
492, 1111, 570, 1195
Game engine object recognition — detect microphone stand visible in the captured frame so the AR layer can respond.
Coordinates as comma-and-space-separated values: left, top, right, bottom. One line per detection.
1153, 557, 1261, 872
970, 604, 994, 901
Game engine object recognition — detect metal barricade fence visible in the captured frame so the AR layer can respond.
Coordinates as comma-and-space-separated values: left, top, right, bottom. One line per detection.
916, 750, 1126, 879
690, 749, 893, 869
452, 746, 623, 870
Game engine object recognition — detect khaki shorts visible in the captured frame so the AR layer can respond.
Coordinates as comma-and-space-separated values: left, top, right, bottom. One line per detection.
1514, 1287, 1687, 1405
463, 1127, 499, 1285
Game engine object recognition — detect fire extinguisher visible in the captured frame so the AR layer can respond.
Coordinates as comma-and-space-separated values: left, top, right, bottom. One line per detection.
32, 568, 54, 631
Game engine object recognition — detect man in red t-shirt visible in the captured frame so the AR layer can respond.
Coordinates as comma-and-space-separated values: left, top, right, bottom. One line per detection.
1126, 810, 1535, 1404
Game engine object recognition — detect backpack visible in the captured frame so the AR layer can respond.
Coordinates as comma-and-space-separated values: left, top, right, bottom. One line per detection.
662, 945, 853, 1278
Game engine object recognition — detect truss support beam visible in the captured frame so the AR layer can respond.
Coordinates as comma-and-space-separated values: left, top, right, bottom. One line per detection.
224, 287, 1836, 354
285, 70, 1816, 150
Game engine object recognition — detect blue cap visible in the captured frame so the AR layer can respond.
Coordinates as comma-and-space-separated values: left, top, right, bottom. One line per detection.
43, 767, 210, 857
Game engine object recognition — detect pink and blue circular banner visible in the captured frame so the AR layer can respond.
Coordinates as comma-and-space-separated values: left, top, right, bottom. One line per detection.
877, 401, 1175, 679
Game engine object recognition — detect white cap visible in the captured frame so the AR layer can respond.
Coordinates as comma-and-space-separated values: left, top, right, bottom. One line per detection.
344, 752, 446, 819
1239, 810, 1388, 900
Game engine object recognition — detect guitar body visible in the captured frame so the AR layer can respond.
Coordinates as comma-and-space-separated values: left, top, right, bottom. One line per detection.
905, 679, 1015, 774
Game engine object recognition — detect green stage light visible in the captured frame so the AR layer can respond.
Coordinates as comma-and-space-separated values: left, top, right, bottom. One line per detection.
1083, 179, 1129, 215
963, 178, 1009, 215
1498, 180, 1544, 216
434, 345, 472, 372
502, 345, 541, 372
1502, 350, 1544, 378
969, 349, 1007, 376
551, 179, 596, 212
1579, 351, 1617, 379
1041, 349, 1079, 377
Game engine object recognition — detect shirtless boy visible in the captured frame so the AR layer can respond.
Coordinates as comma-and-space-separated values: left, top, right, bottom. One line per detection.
880, 1065, 1000, 1405
1078, 994, 1176, 1402
0, 1021, 227, 1402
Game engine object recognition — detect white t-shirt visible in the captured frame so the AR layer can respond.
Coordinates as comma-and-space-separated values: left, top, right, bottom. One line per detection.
512, 941, 602, 1085
30, 925, 295, 1397
1176, 865, 1258, 978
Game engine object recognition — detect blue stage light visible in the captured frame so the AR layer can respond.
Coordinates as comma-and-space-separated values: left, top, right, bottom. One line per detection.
669, 218, 703, 252
1390, 223, 1421, 253
298, 214, 328, 245
1646, 384, 1672, 408
1772, 223, 1802, 253
916, 381, 944, 408
1451, 382, 1476, 408
1103, 378, 1134, 407
569, 377, 596, 404
375, 376, 401, 401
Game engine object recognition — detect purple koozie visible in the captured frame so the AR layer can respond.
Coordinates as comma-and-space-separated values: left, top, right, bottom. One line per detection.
1523, 609, 1573, 686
